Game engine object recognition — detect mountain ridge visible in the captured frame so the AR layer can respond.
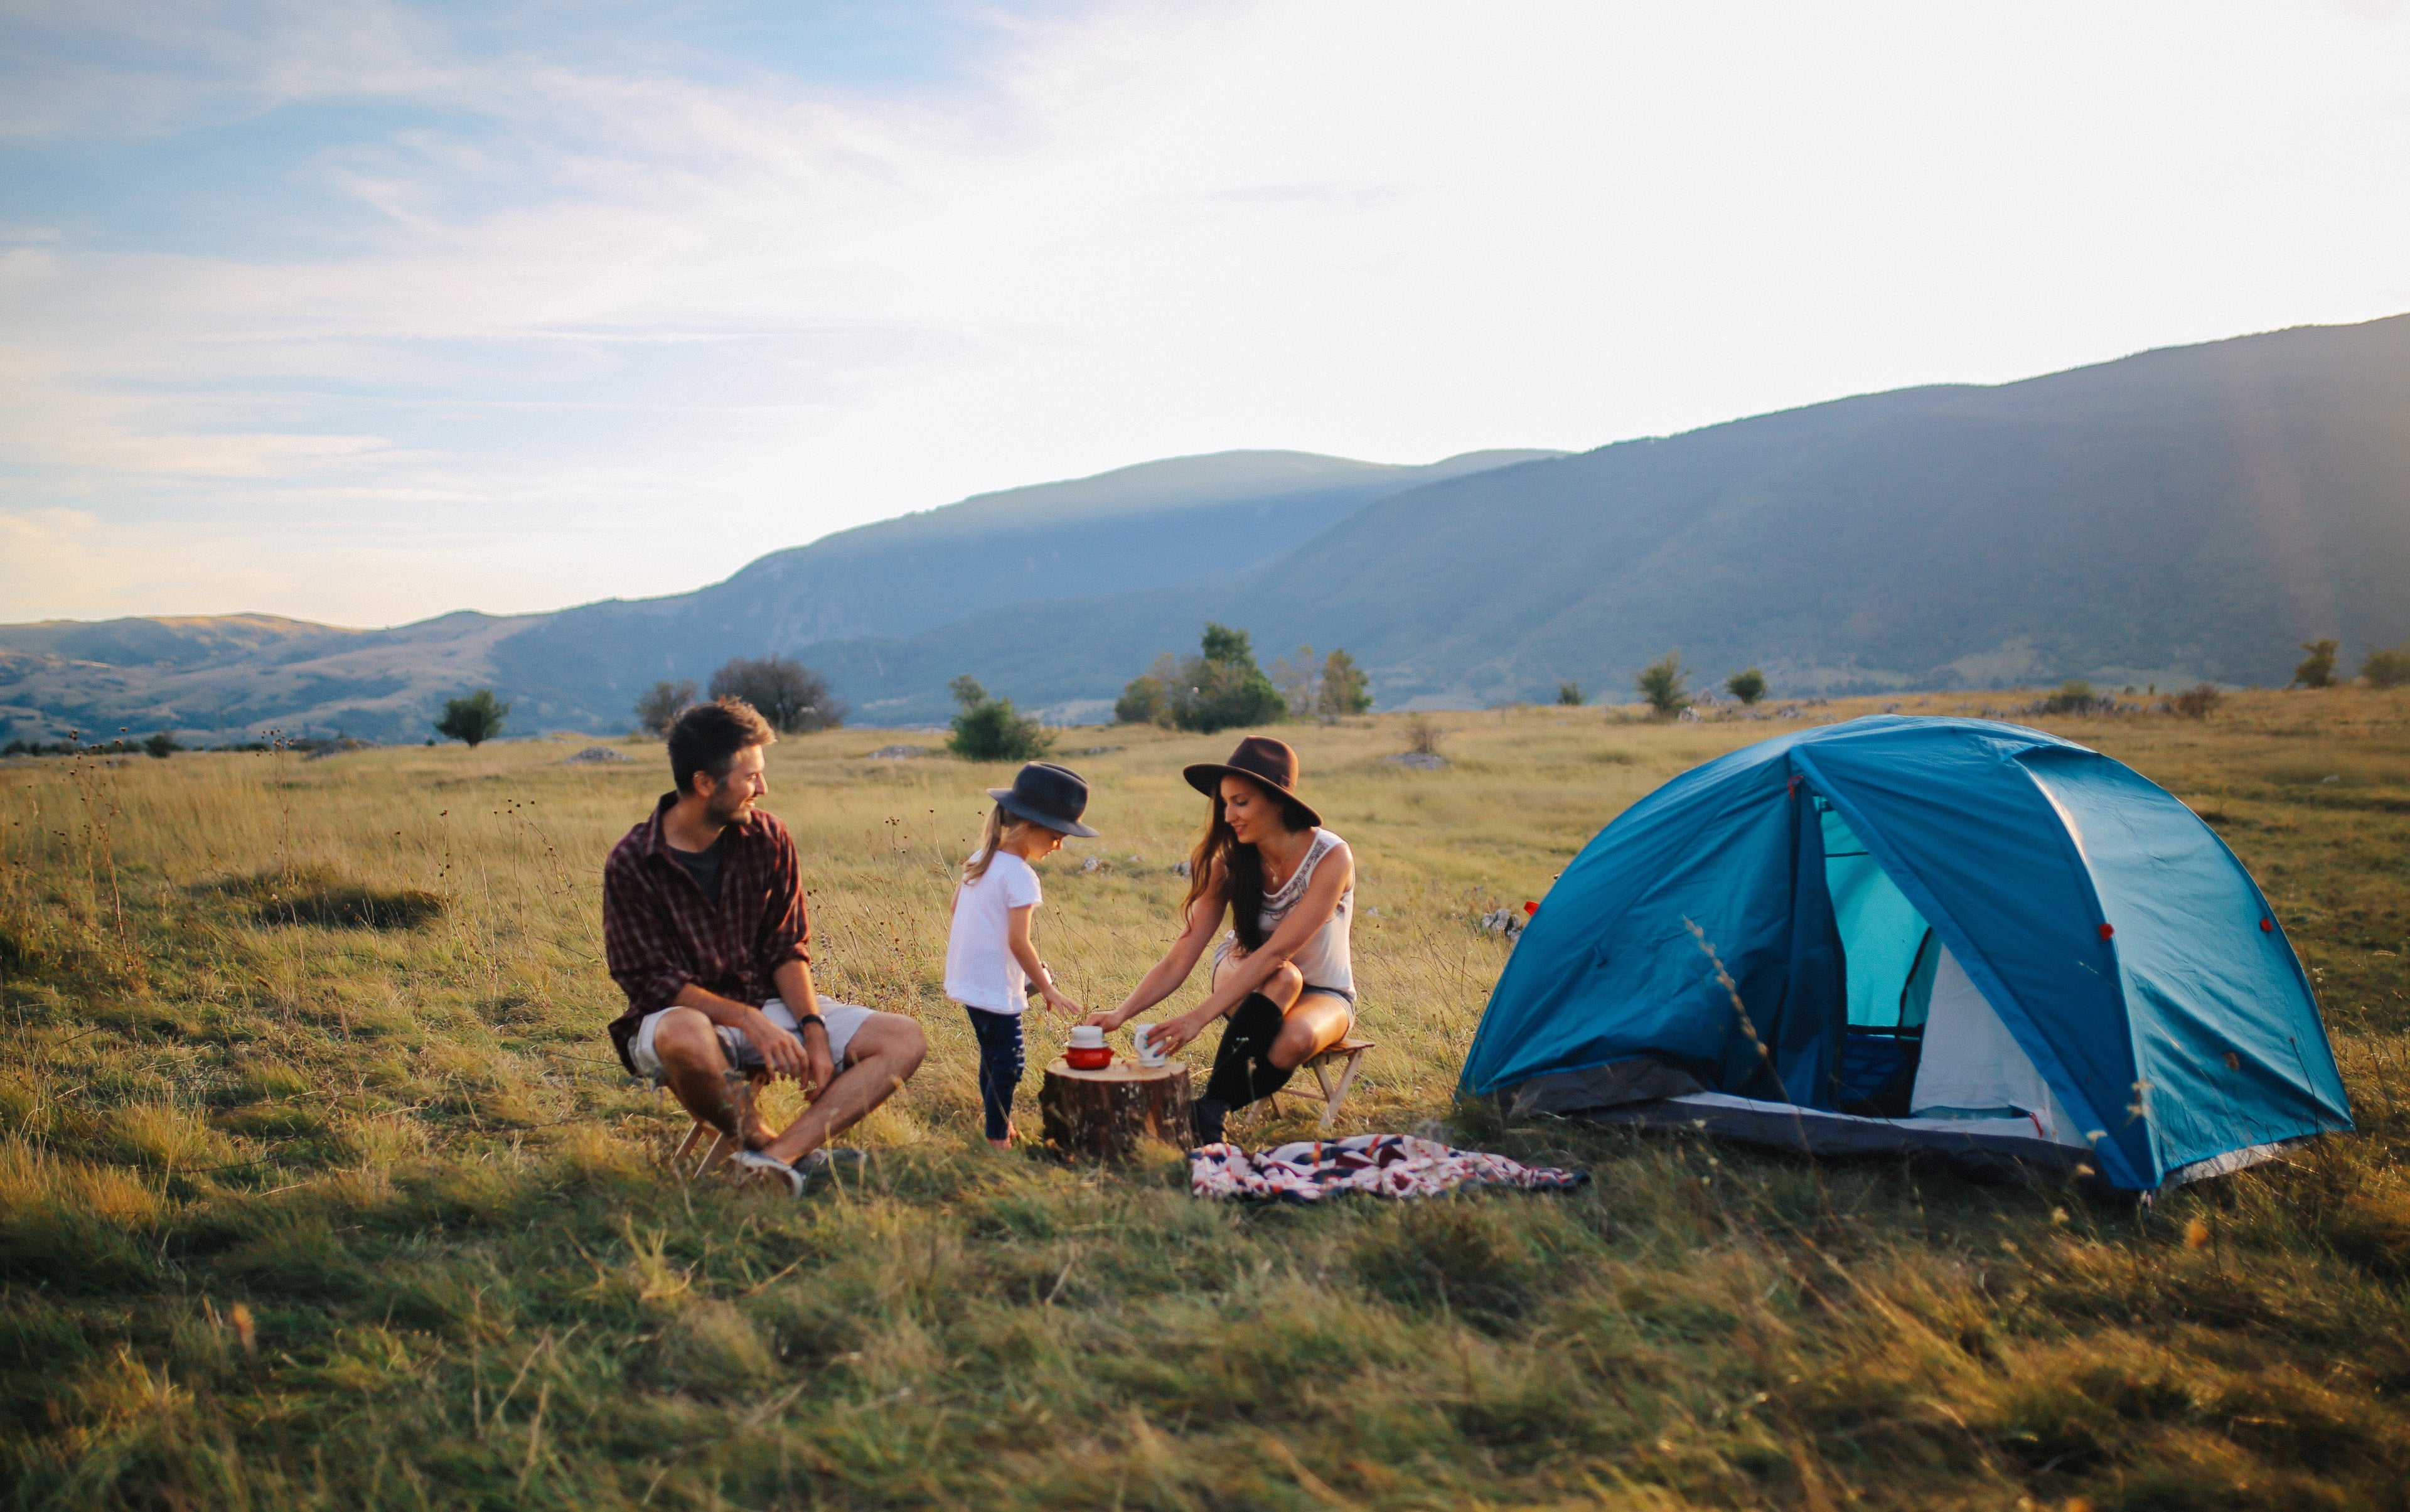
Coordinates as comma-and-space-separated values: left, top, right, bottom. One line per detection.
0, 449, 1560, 741
788, 314, 2410, 719
7, 315, 2407, 741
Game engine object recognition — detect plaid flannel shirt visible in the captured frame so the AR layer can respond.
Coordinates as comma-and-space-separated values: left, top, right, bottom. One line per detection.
601, 792, 810, 1072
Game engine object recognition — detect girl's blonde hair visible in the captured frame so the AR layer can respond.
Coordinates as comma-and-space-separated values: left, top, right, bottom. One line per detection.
962, 802, 1029, 883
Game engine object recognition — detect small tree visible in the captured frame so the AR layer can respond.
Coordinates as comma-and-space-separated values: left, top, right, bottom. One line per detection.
436, 690, 510, 748
1636, 651, 1690, 717
634, 678, 697, 737
1724, 668, 1767, 705
1318, 648, 1372, 719
1556, 680, 1582, 707
2293, 638, 2338, 689
1268, 645, 1320, 719
948, 675, 1054, 761
2360, 643, 2410, 690
142, 731, 181, 759
710, 656, 844, 731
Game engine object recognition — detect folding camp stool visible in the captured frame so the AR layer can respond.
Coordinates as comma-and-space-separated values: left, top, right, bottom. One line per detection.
1267, 1037, 1377, 1133
665, 1068, 766, 1177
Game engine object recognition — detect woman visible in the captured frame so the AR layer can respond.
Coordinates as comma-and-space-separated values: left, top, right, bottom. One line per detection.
1084, 736, 1354, 1143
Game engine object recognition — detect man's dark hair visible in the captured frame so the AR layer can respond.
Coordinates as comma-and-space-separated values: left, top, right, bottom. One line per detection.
668, 697, 776, 793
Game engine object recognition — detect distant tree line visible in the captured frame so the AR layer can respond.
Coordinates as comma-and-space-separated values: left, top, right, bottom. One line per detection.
3, 732, 183, 758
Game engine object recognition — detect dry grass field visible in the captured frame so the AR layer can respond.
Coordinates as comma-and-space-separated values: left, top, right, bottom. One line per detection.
3, 691, 2407, 1510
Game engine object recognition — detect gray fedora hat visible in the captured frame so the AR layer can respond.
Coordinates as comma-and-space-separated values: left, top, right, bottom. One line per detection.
988, 761, 1099, 837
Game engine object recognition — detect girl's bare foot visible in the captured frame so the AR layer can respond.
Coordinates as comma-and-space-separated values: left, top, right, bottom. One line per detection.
987, 1122, 1017, 1151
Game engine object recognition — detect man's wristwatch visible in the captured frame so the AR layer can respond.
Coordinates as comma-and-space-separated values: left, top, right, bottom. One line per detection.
791, 1012, 827, 1034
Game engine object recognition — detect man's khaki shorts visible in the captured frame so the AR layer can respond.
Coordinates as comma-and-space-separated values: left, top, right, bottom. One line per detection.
628, 999, 876, 1083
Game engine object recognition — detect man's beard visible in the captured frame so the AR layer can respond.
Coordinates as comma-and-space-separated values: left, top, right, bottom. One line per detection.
707, 790, 752, 828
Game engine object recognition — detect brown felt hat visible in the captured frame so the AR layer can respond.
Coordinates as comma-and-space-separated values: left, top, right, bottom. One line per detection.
1182, 736, 1320, 828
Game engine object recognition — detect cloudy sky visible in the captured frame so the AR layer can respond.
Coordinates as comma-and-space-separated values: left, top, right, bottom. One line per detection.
5, 0, 2407, 628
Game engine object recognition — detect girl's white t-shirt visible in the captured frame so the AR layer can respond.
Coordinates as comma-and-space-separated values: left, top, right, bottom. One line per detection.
945, 850, 1042, 1014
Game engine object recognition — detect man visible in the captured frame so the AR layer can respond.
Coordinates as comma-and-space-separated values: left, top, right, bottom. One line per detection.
602, 697, 924, 1193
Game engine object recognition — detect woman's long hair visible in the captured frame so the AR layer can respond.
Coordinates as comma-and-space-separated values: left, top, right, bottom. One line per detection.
1183, 776, 1312, 950
963, 802, 1016, 883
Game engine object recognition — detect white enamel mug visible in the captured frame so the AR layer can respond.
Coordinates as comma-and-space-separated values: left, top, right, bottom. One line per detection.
1131, 1024, 1169, 1068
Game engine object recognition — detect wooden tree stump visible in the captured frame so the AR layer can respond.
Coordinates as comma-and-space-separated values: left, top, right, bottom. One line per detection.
1039, 1058, 1195, 1161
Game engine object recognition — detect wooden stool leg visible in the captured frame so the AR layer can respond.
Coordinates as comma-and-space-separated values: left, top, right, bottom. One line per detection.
1319, 1049, 1367, 1133
672, 1120, 710, 1167
1309, 1057, 1338, 1130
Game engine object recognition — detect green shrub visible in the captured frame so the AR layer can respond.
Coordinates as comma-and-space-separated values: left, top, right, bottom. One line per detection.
2360, 643, 2410, 690
1114, 668, 1167, 726
1555, 680, 1582, 706
1636, 651, 1690, 717
1724, 668, 1767, 705
434, 689, 509, 747
948, 676, 1054, 761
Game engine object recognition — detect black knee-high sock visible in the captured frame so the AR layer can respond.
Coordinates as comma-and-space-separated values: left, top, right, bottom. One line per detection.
1205, 993, 1297, 1108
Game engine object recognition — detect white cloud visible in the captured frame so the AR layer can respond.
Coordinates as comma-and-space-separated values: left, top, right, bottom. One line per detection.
4, 0, 2409, 625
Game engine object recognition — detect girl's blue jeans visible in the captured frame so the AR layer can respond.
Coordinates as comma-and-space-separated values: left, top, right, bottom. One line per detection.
963, 1006, 1025, 1141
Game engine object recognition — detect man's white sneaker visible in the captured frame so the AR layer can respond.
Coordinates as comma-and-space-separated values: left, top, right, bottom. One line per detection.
729, 1148, 808, 1194
729, 1147, 869, 1196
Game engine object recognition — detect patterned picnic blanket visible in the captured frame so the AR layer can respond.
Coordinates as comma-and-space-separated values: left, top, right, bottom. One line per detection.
1189, 1134, 1587, 1202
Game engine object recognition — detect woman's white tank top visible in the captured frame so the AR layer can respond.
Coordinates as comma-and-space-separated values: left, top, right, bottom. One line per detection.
1223, 828, 1354, 998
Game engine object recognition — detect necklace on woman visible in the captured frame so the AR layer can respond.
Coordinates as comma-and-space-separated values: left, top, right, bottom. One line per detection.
1260, 831, 1312, 894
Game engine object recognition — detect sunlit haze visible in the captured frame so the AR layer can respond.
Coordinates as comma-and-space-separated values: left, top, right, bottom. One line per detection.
5, 0, 2407, 626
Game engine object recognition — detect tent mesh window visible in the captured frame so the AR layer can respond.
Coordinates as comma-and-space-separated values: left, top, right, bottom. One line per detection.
1820, 800, 1933, 1118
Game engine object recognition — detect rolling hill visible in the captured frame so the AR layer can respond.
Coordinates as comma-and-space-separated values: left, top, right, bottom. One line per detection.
796, 314, 2410, 719
0, 450, 1555, 743
6, 314, 2407, 741
483, 448, 1558, 729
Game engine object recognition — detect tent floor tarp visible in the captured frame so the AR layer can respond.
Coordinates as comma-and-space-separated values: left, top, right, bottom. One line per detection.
1561, 1090, 2298, 1192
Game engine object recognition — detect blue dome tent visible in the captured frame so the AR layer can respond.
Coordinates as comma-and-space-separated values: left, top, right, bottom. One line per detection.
1460, 717, 2350, 1193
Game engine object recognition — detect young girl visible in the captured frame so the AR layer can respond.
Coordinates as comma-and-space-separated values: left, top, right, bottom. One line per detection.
945, 761, 1096, 1148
